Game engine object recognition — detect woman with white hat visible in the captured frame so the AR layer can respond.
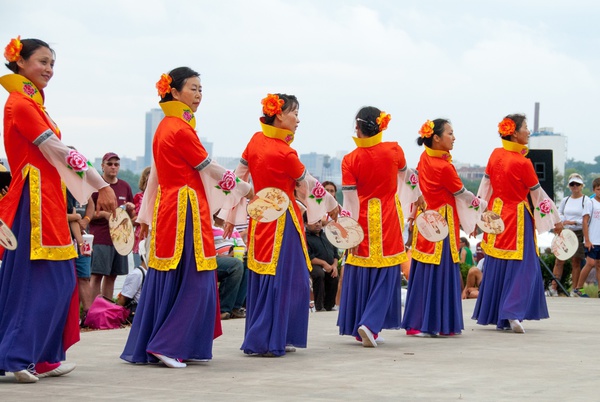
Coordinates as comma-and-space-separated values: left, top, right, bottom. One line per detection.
548, 173, 591, 297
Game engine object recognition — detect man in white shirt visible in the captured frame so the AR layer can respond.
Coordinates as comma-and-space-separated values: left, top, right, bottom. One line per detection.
213, 220, 247, 320
117, 238, 148, 321
573, 178, 600, 297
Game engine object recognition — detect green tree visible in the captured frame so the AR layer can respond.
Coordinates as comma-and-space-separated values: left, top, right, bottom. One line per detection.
553, 168, 564, 200
119, 169, 141, 192
462, 179, 480, 195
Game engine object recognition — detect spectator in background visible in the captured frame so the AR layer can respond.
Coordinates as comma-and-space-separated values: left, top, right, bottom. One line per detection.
463, 249, 485, 300
460, 237, 475, 266
548, 173, 591, 297
66, 146, 93, 325
322, 181, 338, 202
132, 166, 151, 267
88, 152, 135, 300
0, 163, 9, 200
459, 237, 476, 288
573, 177, 600, 297
213, 215, 247, 319
305, 214, 339, 312
117, 237, 148, 324
320, 181, 340, 227
66, 190, 93, 326
474, 241, 484, 263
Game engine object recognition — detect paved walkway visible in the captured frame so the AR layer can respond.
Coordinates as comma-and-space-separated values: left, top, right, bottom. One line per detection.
1, 298, 596, 401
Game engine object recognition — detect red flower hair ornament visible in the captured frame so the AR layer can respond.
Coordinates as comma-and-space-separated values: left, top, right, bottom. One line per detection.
4, 35, 22, 63
419, 120, 435, 138
498, 117, 516, 137
261, 93, 284, 117
376, 111, 391, 131
156, 73, 172, 98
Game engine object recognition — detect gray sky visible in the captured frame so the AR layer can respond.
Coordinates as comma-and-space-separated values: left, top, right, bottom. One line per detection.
1, 0, 599, 169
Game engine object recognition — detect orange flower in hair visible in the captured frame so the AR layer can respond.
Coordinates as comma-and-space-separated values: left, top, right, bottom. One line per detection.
376, 111, 391, 131
498, 117, 516, 136
4, 35, 23, 63
419, 120, 435, 138
261, 93, 284, 117
156, 73, 172, 98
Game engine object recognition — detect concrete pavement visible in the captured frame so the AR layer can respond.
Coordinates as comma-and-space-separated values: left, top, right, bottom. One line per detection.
1, 297, 597, 401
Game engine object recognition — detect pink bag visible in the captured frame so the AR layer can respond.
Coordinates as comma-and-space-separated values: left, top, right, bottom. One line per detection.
84, 295, 129, 329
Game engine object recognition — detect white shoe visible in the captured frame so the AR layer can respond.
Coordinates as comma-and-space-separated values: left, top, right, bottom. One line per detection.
358, 325, 377, 348
547, 287, 558, 297
285, 346, 296, 353
36, 362, 76, 378
13, 370, 39, 383
375, 336, 385, 344
152, 353, 187, 368
509, 320, 525, 334
331, 305, 339, 311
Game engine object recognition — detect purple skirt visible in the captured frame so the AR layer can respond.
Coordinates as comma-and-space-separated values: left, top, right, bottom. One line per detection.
241, 212, 310, 356
0, 181, 75, 374
337, 263, 402, 338
121, 204, 217, 363
472, 212, 549, 329
401, 237, 463, 334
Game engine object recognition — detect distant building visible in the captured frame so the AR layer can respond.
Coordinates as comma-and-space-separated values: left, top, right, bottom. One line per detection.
455, 165, 485, 181
145, 109, 164, 167
300, 152, 326, 181
529, 127, 567, 178
215, 156, 240, 171
299, 152, 342, 184
529, 127, 567, 199
136, 156, 147, 172
199, 137, 213, 157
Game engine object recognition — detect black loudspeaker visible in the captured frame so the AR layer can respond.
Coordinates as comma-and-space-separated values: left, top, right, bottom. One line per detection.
526, 149, 554, 201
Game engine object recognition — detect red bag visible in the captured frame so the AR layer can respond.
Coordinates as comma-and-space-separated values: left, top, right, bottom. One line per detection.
84, 295, 129, 329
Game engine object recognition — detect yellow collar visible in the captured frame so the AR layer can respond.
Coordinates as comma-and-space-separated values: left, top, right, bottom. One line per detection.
425, 146, 452, 163
0, 73, 45, 106
353, 132, 382, 148
260, 119, 295, 145
501, 139, 528, 156
159, 101, 196, 129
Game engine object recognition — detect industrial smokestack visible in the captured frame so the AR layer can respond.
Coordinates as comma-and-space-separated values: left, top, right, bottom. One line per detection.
534, 102, 540, 133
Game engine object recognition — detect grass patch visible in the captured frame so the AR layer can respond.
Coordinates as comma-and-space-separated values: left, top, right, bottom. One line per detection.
583, 283, 599, 298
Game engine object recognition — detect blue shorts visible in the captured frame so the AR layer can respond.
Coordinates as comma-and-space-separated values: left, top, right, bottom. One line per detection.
75, 255, 92, 278
585, 245, 600, 260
